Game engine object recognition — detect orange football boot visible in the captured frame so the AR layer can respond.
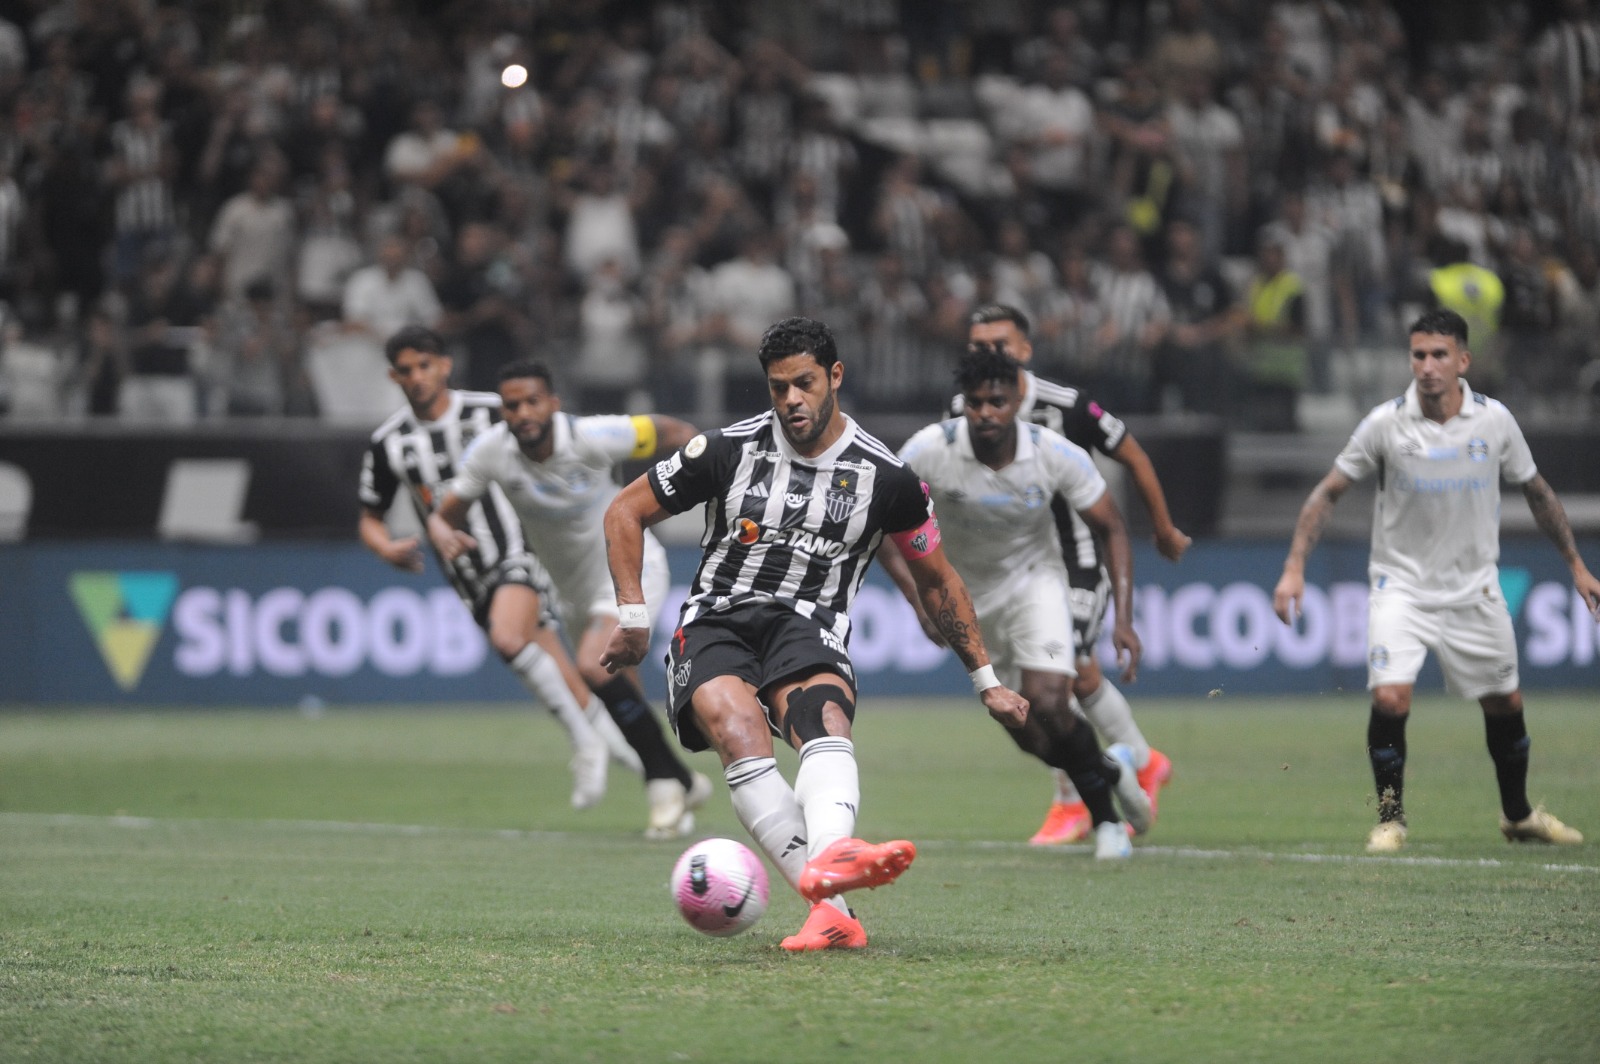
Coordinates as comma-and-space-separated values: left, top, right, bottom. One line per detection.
1029, 801, 1092, 845
797, 837, 916, 903
780, 902, 868, 951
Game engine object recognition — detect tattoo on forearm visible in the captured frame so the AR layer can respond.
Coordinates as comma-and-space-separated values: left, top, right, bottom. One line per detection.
1292, 491, 1335, 563
928, 585, 979, 669
1526, 479, 1580, 561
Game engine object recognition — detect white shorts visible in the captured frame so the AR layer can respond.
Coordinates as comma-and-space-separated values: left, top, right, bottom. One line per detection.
557, 532, 671, 635
1366, 587, 1519, 699
977, 569, 1079, 688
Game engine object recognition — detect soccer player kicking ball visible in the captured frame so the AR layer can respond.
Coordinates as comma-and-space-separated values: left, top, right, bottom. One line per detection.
889, 348, 1152, 858
1274, 309, 1599, 853
601, 317, 1028, 951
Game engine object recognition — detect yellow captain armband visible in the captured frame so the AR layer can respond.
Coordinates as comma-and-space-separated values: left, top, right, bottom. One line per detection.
628, 415, 657, 458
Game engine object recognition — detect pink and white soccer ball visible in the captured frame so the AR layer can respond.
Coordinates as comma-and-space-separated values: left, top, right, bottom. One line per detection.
670, 837, 769, 937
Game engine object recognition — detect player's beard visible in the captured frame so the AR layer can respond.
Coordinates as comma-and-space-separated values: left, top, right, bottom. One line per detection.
784, 385, 836, 450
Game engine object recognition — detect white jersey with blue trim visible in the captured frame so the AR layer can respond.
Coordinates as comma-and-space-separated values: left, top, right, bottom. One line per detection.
1334, 380, 1537, 608
451, 412, 661, 615
899, 418, 1107, 617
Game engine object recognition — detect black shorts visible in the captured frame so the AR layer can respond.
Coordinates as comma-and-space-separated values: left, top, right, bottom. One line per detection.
450, 553, 555, 628
664, 598, 858, 753
1066, 562, 1111, 659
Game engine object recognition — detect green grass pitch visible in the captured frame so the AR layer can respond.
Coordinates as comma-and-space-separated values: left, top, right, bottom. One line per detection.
2, 694, 1597, 1063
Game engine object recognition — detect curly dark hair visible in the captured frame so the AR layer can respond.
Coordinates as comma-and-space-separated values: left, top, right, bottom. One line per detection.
955, 347, 1022, 394
497, 359, 555, 388
757, 316, 839, 370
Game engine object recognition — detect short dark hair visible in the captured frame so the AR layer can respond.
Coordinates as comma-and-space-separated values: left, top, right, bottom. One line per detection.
969, 303, 1031, 335
384, 325, 444, 365
757, 316, 838, 370
956, 348, 1022, 394
1408, 308, 1469, 346
496, 359, 555, 388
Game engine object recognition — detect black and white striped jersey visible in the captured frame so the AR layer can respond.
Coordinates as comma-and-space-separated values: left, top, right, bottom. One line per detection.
952, 370, 1126, 577
359, 390, 534, 607
646, 411, 932, 641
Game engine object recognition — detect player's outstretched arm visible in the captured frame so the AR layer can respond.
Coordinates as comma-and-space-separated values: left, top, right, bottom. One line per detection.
1113, 434, 1191, 561
358, 506, 423, 573
1274, 467, 1353, 624
600, 475, 674, 673
1079, 491, 1141, 682
646, 415, 699, 456
1522, 474, 1600, 617
424, 492, 477, 563
897, 541, 1028, 729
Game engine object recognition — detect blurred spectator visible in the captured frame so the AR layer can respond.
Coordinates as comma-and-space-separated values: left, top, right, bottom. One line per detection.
1166, 71, 1246, 265
699, 227, 795, 415
341, 234, 442, 339
1033, 243, 1109, 380
1149, 0, 1225, 95
1406, 70, 1467, 191
437, 221, 527, 392
208, 278, 313, 417
1157, 218, 1235, 414
1091, 224, 1170, 413
871, 154, 942, 281
856, 250, 933, 413
74, 306, 126, 416
560, 162, 643, 282
1239, 233, 1307, 431
1105, 63, 1178, 249
1498, 228, 1556, 399
1003, 48, 1097, 238
209, 155, 296, 300
296, 151, 365, 321
575, 257, 649, 411
1534, 0, 1600, 126
1551, 243, 1600, 390
988, 217, 1056, 318
1262, 189, 1338, 389
105, 78, 179, 287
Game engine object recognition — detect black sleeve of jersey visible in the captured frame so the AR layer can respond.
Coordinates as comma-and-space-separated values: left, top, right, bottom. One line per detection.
1059, 395, 1125, 455
646, 430, 736, 514
359, 439, 398, 511
878, 464, 935, 536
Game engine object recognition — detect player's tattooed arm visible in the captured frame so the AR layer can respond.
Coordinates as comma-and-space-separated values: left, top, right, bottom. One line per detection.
1274, 467, 1354, 624
1524, 475, 1600, 615
925, 582, 980, 669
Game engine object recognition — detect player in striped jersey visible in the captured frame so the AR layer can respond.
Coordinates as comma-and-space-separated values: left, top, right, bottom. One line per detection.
965, 304, 1190, 845
891, 348, 1152, 859
358, 326, 639, 814
601, 317, 1027, 951
428, 360, 712, 839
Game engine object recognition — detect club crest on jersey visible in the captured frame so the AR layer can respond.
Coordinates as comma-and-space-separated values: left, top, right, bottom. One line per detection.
824, 471, 858, 523
685, 434, 707, 459
1467, 438, 1488, 461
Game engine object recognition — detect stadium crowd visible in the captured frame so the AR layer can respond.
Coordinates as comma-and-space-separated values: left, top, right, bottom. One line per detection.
0, 0, 1597, 428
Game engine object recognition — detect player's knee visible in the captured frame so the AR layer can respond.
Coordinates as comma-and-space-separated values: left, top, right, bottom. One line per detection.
1371, 688, 1410, 716
783, 683, 855, 745
488, 627, 529, 662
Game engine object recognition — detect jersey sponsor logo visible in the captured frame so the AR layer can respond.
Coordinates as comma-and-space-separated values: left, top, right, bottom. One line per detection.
824, 471, 859, 523
1426, 447, 1460, 460
1393, 471, 1494, 494
685, 434, 707, 458
784, 491, 809, 509
1467, 438, 1488, 461
655, 452, 683, 481
69, 571, 180, 690
819, 629, 847, 655
731, 520, 847, 558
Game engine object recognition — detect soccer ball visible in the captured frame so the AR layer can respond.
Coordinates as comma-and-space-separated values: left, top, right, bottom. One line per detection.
670, 837, 769, 937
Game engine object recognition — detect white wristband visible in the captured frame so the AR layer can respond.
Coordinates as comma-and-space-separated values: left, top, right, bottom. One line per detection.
969, 664, 1000, 694
617, 603, 651, 630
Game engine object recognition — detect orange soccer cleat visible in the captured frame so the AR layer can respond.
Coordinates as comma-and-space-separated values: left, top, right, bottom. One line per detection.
1137, 749, 1173, 818
780, 902, 868, 952
797, 837, 917, 903
1029, 801, 1092, 845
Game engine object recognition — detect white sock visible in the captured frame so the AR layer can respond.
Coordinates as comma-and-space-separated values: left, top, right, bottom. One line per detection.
1080, 681, 1149, 769
794, 737, 860, 859
725, 757, 808, 894
1052, 767, 1077, 805
585, 696, 645, 776
509, 644, 599, 752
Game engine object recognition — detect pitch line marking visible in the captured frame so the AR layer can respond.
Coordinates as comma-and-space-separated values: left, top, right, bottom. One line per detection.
5, 812, 1596, 875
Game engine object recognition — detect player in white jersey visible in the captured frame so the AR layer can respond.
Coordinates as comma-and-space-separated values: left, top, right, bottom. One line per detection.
359, 327, 635, 814
1274, 309, 1599, 853
891, 348, 1152, 858
966, 304, 1187, 845
429, 360, 711, 838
